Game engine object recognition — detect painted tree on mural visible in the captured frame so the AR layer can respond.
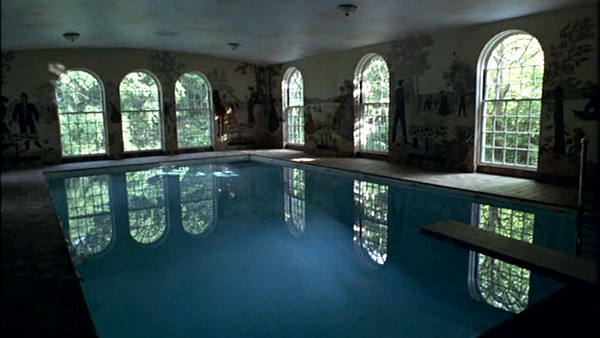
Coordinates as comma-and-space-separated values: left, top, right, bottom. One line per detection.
543, 18, 594, 156
1, 52, 14, 87
386, 35, 433, 96
443, 54, 475, 117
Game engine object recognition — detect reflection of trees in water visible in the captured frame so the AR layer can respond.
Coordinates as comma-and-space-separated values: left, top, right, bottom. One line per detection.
126, 170, 167, 244
179, 165, 216, 236
353, 180, 388, 265
470, 205, 534, 313
65, 175, 113, 257
284, 167, 305, 237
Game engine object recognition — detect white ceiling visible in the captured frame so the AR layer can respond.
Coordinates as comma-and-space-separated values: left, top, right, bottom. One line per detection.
1, 0, 594, 65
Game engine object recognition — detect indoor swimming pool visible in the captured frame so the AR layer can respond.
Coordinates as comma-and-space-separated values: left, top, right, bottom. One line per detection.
45, 159, 578, 337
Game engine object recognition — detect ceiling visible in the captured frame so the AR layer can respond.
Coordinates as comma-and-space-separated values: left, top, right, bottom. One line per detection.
1, 0, 594, 65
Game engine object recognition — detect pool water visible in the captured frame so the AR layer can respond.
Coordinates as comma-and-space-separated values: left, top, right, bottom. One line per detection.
46, 160, 576, 337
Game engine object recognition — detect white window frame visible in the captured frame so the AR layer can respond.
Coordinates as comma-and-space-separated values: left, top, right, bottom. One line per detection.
354, 53, 390, 155
282, 67, 305, 146
475, 30, 544, 170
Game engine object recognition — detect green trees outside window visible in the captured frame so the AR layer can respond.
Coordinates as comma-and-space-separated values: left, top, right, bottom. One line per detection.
120, 71, 163, 152
480, 33, 544, 169
282, 68, 304, 145
356, 54, 390, 153
56, 70, 108, 156
175, 73, 213, 148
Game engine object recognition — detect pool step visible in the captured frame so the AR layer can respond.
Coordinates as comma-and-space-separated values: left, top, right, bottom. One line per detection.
579, 213, 598, 261
421, 221, 597, 284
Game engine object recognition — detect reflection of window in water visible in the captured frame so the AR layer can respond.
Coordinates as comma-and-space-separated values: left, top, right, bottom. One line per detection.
126, 170, 167, 245
353, 181, 389, 265
179, 165, 216, 236
65, 175, 113, 257
469, 204, 534, 313
284, 167, 305, 237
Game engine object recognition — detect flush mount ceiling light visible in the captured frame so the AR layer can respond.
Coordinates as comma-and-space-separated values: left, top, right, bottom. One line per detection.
337, 4, 358, 17
63, 32, 80, 42
227, 42, 240, 50
154, 30, 178, 37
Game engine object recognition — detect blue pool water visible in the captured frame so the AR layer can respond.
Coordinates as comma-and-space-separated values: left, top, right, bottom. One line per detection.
46, 160, 577, 337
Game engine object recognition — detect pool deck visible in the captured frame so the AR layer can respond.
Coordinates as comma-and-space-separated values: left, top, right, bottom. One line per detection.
1, 149, 598, 337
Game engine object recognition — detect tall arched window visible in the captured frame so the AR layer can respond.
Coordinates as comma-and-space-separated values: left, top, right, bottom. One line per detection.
284, 167, 305, 237
175, 72, 213, 148
468, 204, 534, 313
64, 174, 113, 257
353, 180, 389, 266
355, 54, 390, 154
55, 69, 108, 157
477, 31, 544, 169
282, 67, 304, 146
125, 169, 168, 245
120, 71, 163, 152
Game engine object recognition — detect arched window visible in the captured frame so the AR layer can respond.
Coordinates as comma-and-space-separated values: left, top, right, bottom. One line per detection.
355, 54, 390, 154
64, 175, 113, 257
284, 167, 305, 237
282, 67, 304, 146
119, 71, 163, 152
468, 204, 535, 313
353, 180, 389, 266
477, 31, 544, 169
125, 169, 168, 245
55, 69, 108, 157
179, 164, 216, 236
175, 72, 213, 148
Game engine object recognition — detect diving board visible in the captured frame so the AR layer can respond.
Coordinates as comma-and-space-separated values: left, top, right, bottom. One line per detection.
420, 221, 597, 284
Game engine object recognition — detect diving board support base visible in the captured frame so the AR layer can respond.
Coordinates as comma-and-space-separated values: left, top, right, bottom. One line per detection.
420, 221, 597, 284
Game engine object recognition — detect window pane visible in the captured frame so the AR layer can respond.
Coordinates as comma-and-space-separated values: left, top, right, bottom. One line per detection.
176, 73, 213, 148
357, 55, 389, 154
56, 70, 107, 156
283, 68, 305, 145
120, 72, 162, 152
480, 33, 543, 169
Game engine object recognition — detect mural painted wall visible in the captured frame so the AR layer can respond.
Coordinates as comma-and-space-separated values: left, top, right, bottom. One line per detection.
0, 48, 278, 165
278, 5, 598, 185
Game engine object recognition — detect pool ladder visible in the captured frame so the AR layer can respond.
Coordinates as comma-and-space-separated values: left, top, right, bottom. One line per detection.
576, 138, 598, 260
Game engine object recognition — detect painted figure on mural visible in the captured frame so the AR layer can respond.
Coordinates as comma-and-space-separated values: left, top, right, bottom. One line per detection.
247, 86, 260, 127
437, 90, 451, 116
213, 90, 226, 137
574, 85, 599, 120
392, 80, 408, 145
304, 111, 316, 135
1, 96, 10, 145
267, 97, 280, 133
333, 79, 354, 142
12, 92, 42, 149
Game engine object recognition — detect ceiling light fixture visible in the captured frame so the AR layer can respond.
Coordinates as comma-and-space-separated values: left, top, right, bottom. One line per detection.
337, 4, 358, 17
227, 42, 240, 50
63, 32, 80, 42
